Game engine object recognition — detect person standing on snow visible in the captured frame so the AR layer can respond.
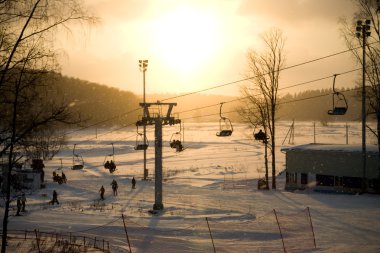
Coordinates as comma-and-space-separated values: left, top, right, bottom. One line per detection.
21, 193, 26, 212
51, 190, 59, 205
99, 185, 105, 200
111, 179, 118, 196
131, 177, 136, 189
16, 196, 22, 216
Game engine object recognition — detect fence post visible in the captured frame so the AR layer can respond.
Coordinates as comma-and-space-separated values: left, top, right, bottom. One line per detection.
103, 239, 105, 251
122, 214, 133, 253
307, 207, 317, 249
83, 236, 86, 250
34, 229, 41, 253
273, 209, 286, 253
346, 123, 349, 145
94, 237, 97, 248
24, 230, 27, 240
313, 121, 316, 144
205, 217, 216, 253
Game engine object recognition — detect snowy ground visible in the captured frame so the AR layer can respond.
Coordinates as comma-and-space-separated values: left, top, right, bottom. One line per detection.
1, 121, 379, 252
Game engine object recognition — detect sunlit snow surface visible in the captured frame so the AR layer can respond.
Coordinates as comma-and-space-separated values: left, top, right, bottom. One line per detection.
1, 122, 379, 253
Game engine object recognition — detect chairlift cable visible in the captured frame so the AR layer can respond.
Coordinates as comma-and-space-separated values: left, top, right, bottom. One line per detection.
59, 58, 373, 149
63, 64, 365, 144
160, 43, 378, 102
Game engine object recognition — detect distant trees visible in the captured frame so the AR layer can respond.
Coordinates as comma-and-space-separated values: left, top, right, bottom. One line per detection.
239, 28, 286, 189
340, 0, 380, 152
0, 1, 97, 252
56, 76, 141, 127
22, 127, 66, 160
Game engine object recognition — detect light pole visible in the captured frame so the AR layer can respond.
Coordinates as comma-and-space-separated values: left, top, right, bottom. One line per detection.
139, 60, 148, 180
356, 19, 371, 192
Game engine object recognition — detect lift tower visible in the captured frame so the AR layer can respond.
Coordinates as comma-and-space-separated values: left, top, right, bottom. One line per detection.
136, 102, 180, 210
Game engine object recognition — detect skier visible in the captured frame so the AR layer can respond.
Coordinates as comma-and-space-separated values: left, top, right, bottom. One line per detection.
111, 179, 118, 196
51, 190, 59, 205
99, 185, 105, 200
21, 193, 26, 212
131, 177, 136, 189
16, 196, 22, 216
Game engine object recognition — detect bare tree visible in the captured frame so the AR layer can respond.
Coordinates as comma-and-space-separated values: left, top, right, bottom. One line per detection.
340, 0, 380, 152
239, 28, 286, 189
0, 1, 97, 252
22, 127, 67, 160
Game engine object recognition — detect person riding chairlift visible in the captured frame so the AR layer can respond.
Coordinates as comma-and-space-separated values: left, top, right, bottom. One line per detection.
254, 129, 267, 141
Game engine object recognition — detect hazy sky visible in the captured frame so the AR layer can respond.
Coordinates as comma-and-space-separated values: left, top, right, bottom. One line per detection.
58, 0, 358, 96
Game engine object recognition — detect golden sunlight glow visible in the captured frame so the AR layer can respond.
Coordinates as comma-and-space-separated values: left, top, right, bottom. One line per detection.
151, 5, 220, 76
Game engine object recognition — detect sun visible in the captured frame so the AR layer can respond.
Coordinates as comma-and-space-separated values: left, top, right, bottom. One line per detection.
151, 6, 220, 76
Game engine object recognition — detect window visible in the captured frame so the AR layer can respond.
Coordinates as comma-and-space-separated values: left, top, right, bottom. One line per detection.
334, 176, 342, 187
316, 174, 334, 186
286, 172, 297, 184
342, 176, 362, 189
301, 173, 308, 185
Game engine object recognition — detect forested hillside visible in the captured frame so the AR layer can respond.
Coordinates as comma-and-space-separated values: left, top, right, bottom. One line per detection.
47, 74, 368, 127
278, 88, 364, 122
48, 74, 140, 127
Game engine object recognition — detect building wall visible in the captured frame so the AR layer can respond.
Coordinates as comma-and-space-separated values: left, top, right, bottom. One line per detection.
286, 150, 379, 179
284, 147, 379, 192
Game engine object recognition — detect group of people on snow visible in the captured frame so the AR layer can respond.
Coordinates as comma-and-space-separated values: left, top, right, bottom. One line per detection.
14, 167, 137, 215
99, 177, 136, 200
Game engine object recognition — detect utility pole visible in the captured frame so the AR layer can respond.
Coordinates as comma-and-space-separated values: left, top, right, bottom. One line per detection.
139, 60, 148, 180
356, 20, 371, 192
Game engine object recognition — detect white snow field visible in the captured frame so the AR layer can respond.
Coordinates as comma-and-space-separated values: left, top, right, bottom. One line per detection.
1, 121, 379, 253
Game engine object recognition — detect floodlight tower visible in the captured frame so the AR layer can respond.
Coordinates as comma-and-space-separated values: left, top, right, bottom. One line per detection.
139, 60, 149, 180
356, 19, 371, 192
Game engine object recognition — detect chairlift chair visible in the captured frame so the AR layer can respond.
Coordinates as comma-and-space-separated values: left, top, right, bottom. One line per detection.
254, 129, 268, 144
103, 143, 116, 173
72, 144, 84, 170
169, 122, 185, 152
328, 74, 348, 116
134, 125, 149, 150
216, 102, 233, 137
52, 170, 62, 184
169, 132, 181, 147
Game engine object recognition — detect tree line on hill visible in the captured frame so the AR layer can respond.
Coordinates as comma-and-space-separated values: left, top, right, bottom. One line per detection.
278, 88, 366, 122
45, 75, 369, 127
45, 74, 141, 127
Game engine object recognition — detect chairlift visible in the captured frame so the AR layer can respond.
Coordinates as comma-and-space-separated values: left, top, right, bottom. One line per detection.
216, 102, 233, 137
328, 74, 348, 116
72, 144, 84, 170
103, 143, 116, 173
53, 158, 67, 183
134, 125, 149, 151
169, 122, 184, 152
52, 169, 66, 184
254, 129, 268, 144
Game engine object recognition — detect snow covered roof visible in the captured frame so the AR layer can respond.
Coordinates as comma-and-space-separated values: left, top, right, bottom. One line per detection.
281, 143, 379, 154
